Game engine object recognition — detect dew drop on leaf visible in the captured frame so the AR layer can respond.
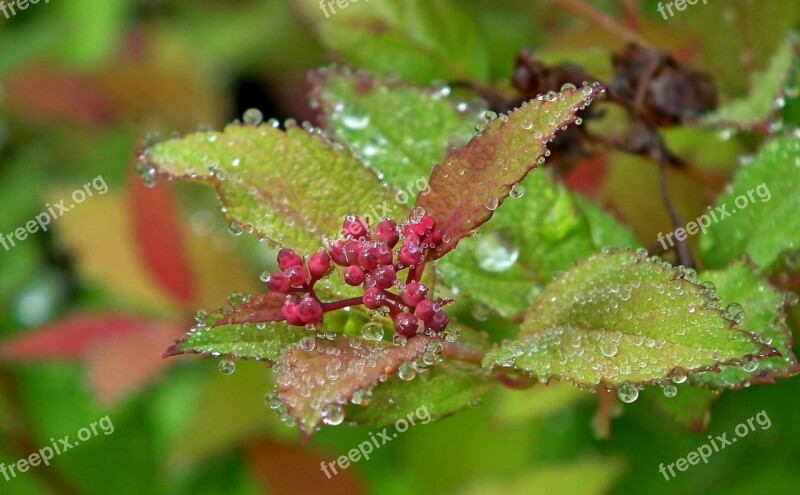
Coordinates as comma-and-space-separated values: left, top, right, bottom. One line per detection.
510, 183, 525, 198
243, 108, 264, 125
361, 322, 384, 341
322, 404, 345, 425
617, 382, 639, 403
299, 337, 316, 352
742, 356, 759, 372
218, 359, 235, 375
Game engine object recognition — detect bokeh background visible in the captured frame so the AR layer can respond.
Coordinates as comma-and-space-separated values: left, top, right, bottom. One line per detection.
1, 1, 799, 494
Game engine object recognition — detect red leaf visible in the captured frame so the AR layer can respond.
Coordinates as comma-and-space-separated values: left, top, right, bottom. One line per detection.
415, 86, 604, 260
0, 313, 158, 361
0, 313, 185, 405
246, 440, 366, 495
128, 175, 195, 304
214, 292, 287, 327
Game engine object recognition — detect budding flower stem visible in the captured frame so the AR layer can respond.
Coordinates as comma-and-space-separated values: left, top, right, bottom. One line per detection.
379, 290, 402, 304
320, 297, 364, 312
406, 262, 427, 284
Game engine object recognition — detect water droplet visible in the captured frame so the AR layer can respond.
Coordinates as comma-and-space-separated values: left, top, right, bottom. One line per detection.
398, 362, 416, 381
471, 304, 490, 321
671, 367, 688, 384
228, 222, 243, 236
300, 337, 316, 352
724, 303, 745, 325
560, 83, 577, 91
474, 232, 519, 272
484, 197, 499, 210
243, 108, 264, 125
617, 382, 639, 403
663, 384, 678, 398
322, 404, 345, 425
342, 114, 369, 130
742, 357, 758, 372
361, 322, 384, 341
601, 340, 618, 357
219, 359, 235, 375
510, 183, 525, 198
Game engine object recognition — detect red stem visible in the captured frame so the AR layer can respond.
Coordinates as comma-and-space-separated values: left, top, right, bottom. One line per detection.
320, 297, 364, 312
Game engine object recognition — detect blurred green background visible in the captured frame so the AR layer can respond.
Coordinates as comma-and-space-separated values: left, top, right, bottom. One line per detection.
1, 1, 798, 494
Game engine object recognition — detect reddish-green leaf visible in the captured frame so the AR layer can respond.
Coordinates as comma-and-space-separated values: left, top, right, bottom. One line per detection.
214, 292, 286, 327
415, 85, 604, 259
274, 335, 433, 435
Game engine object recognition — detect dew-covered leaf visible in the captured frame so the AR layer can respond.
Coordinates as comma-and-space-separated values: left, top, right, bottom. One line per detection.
415, 85, 604, 260
437, 171, 639, 318
164, 318, 307, 363
214, 292, 286, 327
693, 262, 798, 388
273, 335, 433, 435
143, 120, 391, 255
700, 135, 800, 269
483, 250, 775, 388
310, 68, 481, 196
346, 362, 494, 428
293, 0, 489, 84
702, 37, 798, 129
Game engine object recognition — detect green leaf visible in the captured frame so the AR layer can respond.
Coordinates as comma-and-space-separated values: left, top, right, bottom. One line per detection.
700, 135, 800, 269
143, 120, 391, 255
293, 0, 489, 84
456, 459, 623, 495
492, 382, 587, 426
484, 250, 774, 388
693, 262, 798, 387
164, 321, 307, 363
702, 37, 798, 128
164, 305, 370, 362
346, 362, 495, 428
416, 84, 605, 259
273, 335, 434, 435
680, 3, 800, 97
646, 384, 717, 432
310, 67, 481, 196
437, 171, 639, 318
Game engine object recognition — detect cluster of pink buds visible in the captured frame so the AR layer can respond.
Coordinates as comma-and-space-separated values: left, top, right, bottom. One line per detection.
261, 212, 450, 337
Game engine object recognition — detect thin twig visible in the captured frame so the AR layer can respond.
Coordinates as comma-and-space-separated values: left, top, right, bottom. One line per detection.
550, 0, 648, 46
656, 154, 695, 269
